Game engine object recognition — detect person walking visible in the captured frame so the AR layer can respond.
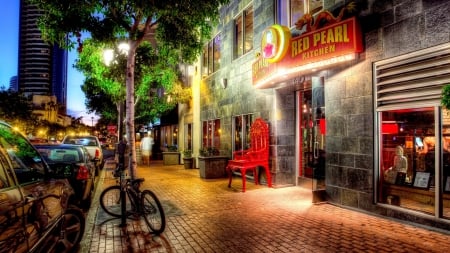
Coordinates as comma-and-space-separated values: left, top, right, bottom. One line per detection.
140, 133, 153, 166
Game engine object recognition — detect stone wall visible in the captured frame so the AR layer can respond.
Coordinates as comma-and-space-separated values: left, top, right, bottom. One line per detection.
199, 1, 277, 169
325, 0, 450, 212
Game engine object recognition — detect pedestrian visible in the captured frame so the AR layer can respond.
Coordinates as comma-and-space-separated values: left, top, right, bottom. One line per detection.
140, 133, 153, 166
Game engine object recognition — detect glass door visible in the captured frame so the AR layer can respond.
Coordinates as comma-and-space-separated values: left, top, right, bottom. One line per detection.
298, 76, 326, 193
311, 76, 326, 191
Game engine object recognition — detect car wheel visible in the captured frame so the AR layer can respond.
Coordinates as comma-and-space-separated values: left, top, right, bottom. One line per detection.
37, 206, 85, 253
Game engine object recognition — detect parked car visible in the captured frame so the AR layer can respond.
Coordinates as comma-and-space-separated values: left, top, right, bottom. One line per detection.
34, 144, 97, 209
0, 120, 85, 253
62, 135, 104, 172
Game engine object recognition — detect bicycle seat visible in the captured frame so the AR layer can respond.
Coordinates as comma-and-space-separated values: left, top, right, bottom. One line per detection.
131, 178, 145, 184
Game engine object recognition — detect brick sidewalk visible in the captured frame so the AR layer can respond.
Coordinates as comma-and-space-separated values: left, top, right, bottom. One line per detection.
78, 160, 450, 253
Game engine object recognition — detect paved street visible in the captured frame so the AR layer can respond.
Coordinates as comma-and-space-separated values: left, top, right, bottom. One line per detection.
78, 160, 450, 253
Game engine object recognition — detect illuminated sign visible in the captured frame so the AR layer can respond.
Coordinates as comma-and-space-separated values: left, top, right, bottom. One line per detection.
261, 25, 290, 63
253, 17, 363, 87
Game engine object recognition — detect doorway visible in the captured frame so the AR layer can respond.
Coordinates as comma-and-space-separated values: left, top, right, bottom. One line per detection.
297, 77, 326, 200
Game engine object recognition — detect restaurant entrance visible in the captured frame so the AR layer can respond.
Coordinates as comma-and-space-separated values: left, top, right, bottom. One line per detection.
297, 76, 326, 201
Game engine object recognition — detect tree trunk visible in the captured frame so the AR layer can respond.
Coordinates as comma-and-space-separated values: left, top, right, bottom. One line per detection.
126, 42, 137, 179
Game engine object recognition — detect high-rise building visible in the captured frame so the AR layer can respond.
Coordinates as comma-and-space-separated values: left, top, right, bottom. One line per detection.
17, 0, 67, 114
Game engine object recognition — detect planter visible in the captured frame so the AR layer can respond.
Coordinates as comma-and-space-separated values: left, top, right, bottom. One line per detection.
183, 157, 194, 169
198, 156, 228, 179
162, 152, 180, 165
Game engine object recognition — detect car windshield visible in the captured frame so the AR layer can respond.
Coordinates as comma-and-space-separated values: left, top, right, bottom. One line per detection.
36, 147, 82, 163
64, 137, 98, 146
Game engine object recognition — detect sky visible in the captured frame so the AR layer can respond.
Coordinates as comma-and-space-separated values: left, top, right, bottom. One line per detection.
0, 1, 98, 125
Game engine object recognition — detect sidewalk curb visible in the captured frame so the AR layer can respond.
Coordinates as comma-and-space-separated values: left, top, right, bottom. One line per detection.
78, 160, 111, 252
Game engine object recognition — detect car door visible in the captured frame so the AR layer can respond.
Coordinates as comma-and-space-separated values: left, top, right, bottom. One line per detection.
0, 126, 64, 253
0, 147, 29, 253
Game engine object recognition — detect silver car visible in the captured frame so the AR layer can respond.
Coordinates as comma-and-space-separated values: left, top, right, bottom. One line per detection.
62, 135, 104, 174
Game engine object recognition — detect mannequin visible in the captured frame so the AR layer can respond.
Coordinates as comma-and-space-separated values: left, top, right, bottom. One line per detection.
392, 145, 408, 173
384, 145, 408, 184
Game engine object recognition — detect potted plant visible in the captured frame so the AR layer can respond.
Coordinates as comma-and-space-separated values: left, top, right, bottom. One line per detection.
198, 147, 228, 179
162, 145, 180, 165
182, 149, 194, 169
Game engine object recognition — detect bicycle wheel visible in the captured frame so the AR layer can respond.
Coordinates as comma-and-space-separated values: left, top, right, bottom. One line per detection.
100, 185, 133, 218
141, 190, 166, 235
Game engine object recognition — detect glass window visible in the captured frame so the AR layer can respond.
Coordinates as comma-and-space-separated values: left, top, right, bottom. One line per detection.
201, 33, 221, 77
233, 114, 254, 155
244, 8, 253, 54
234, 5, 253, 59
213, 35, 221, 71
442, 108, 450, 219
0, 124, 46, 185
202, 46, 208, 76
202, 119, 221, 149
379, 108, 436, 215
161, 124, 178, 150
208, 40, 213, 75
290, 0, 306, 26
234, 15, 243, 58
276, 0, 323, 27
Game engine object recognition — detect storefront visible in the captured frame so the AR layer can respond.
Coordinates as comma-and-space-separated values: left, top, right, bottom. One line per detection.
197, 0, 450, 230
253, 15, 363, 197
375, 43, 450, 220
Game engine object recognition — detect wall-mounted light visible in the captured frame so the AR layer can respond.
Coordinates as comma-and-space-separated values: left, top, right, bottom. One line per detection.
221, 78, 228, 89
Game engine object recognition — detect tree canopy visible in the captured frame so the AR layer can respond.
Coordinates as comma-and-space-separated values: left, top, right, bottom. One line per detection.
28, 0, 228, 177
75, 39, 191, 126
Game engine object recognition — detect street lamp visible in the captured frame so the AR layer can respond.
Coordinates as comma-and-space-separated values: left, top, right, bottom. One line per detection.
103, 43, 129, 141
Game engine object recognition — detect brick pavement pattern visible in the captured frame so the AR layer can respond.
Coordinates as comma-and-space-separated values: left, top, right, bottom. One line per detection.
78, 160, 450, 253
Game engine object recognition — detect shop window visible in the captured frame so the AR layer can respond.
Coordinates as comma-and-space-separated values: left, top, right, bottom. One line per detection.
202, 33, 221, 77
202, 119, 221, 149
276, 0, 323, 28
379, 107, 439, 215
161, 124, 178, 150
232, 114, 254, 156
234, 5, 253, 59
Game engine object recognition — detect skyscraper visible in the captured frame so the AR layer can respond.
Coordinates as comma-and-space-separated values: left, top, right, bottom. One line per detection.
17, 0, 67, 114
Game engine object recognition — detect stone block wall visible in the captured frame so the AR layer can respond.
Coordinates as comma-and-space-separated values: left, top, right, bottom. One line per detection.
325, 0, 450, 211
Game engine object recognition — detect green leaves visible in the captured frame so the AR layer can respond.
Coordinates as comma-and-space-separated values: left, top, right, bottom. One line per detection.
442, 85, 450, 109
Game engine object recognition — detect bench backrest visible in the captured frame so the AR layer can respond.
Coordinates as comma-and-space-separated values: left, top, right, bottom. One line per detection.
249, 118, 269, 160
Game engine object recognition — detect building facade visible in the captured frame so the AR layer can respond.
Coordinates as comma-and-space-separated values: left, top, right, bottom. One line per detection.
18, 0, 68, 114
184, 0, 450, 230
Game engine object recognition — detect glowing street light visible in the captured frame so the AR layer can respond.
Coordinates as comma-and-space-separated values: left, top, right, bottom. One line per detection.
103, 42, 129, 141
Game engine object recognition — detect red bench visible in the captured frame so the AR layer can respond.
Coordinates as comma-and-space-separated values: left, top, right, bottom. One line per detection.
226, 118, 272, 192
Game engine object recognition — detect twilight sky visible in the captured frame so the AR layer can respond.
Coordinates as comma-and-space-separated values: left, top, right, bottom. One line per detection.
0, 1, 98, 125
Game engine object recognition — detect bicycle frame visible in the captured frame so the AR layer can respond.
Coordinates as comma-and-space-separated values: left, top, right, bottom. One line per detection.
115, 164, 143, 226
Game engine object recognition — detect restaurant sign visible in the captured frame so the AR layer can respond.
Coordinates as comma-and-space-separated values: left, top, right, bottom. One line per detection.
253, 17, 363, 87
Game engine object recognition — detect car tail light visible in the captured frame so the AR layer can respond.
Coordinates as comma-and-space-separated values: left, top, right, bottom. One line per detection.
76, 166, 89, 180
95, 149, 100, 158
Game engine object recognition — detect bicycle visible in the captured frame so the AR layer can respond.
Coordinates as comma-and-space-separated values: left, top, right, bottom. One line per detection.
99, 163, 166, 235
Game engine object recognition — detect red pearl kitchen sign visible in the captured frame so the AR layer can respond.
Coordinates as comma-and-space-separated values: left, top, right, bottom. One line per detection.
253, 17, 363, 86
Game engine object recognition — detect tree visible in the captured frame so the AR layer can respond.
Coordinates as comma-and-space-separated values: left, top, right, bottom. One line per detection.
75, 39, 191, 126
0, 90, 35, 131
29, 0, 228, 178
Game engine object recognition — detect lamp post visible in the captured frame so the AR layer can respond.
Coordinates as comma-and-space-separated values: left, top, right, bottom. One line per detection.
103, 43, 129, 142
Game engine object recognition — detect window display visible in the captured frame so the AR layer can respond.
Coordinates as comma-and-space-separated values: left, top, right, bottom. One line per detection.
379, 108, 436, 214
379, 107, 450, 218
